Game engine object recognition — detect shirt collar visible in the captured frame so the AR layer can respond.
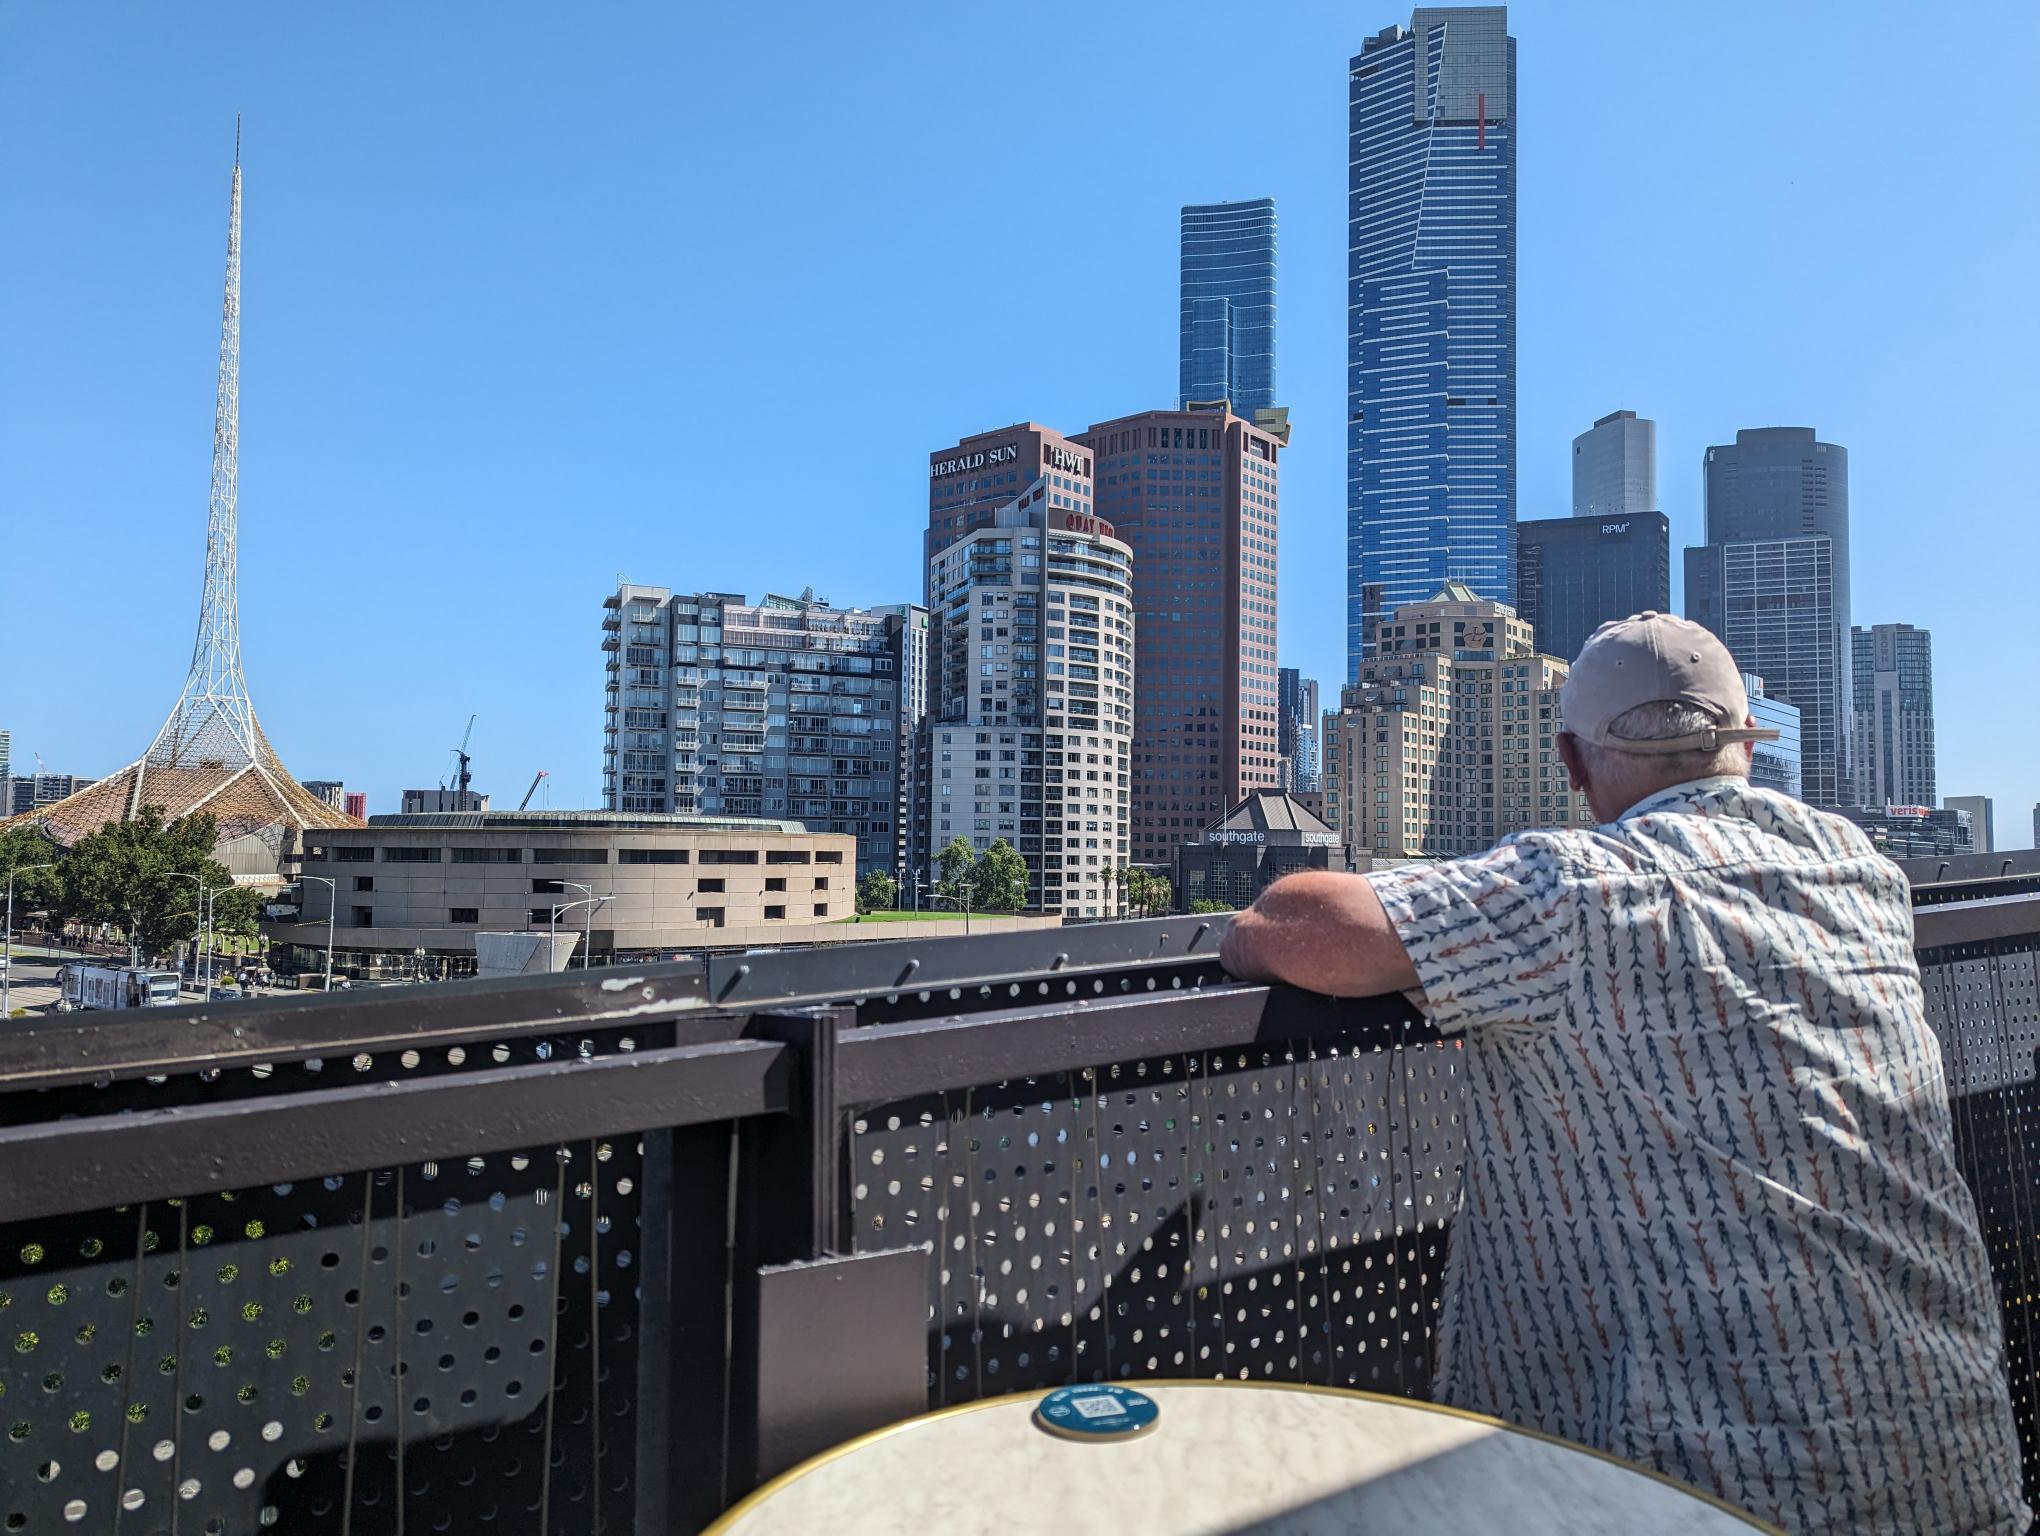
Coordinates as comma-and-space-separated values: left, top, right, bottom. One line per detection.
1616, 775, 1750, 822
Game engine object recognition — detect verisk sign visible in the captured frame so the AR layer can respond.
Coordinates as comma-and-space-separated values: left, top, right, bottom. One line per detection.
931, 443, 1019, 480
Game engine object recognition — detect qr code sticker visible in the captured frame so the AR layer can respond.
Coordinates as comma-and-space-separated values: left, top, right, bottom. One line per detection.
1072, 1396, 1127, 1420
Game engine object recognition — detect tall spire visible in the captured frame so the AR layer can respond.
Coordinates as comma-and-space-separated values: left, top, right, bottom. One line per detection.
135, 121, 263, 786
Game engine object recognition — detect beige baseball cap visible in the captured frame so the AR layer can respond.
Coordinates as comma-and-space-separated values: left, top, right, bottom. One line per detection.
1561, 611, 1782, 755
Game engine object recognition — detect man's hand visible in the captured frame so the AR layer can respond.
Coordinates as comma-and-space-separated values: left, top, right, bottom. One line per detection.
1218, 872, 1421, 998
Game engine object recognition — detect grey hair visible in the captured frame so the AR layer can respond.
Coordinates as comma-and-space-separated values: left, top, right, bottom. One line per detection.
1576, 700, 1749, 787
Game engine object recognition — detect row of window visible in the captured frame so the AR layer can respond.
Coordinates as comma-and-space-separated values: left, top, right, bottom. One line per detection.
315, 844, 843, 866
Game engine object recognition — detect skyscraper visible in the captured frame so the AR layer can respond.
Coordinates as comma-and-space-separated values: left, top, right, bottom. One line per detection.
1078, 404, 1285, 864
1348, 6, 1517, 678
1277, 669, 1322, 790
1684, 427, 1852, 806
1571, 410, 1656, 521
1180, 199, 1277, 416
1514, 511, 1670, 663
916, 482, 1133, 917
1743, 674, 1803, 801
1852, 623, 1936, 810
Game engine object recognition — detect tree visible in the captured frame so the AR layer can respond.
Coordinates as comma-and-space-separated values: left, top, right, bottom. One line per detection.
211, 884, 265, 947
55, 807, 228, 957
0, 822, 63, 916
856, 869, 897, 916
974, 839, 1029, 913
935, 837, 977, 901
1189, 898, 1234, 914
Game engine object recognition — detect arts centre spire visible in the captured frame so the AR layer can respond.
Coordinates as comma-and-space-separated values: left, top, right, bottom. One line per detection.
4, 122, 356, 879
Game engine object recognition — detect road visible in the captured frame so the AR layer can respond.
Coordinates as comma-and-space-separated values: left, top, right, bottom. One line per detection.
2, 952, 303, 1019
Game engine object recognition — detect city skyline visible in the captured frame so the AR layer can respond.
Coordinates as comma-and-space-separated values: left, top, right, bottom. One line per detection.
3, 2, 2036, 842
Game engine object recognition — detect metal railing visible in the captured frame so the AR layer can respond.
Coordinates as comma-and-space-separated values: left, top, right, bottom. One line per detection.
0, 887, 2034, 1533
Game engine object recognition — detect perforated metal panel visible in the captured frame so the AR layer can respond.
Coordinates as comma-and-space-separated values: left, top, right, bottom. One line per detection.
847, 1020, 1461, 1411
0, 1031, 651, 1536
1923, 941, 2040, 1496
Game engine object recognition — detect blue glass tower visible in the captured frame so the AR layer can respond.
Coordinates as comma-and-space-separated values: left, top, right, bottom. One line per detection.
1347, 7, 1516, 679
1179, 199, 1277, 415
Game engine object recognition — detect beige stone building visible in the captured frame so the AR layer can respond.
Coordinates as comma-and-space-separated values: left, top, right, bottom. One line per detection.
284, 810, 858, 973
1328, 584, 1592, 864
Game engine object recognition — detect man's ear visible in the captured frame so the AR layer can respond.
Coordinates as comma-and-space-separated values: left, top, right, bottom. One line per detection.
1557, 731, 1588, 794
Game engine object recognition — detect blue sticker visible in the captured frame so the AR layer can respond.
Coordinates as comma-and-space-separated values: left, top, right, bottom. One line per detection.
1033, 1384, 1160, 1441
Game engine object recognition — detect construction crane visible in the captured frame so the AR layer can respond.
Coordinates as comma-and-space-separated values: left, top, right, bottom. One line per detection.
517, 770, 550, 812
448, 714, 476, 799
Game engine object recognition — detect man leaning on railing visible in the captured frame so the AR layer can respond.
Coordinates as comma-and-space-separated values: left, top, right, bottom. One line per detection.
1221, 612, 2027, 1536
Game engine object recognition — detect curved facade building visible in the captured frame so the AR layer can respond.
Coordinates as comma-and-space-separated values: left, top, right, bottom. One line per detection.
917, 460, 1134, 918
1180, 199, 1277, 415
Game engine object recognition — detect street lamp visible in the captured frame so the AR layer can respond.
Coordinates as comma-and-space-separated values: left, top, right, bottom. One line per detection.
163, 871, 221, 1003
298, 875, 338, 992
2, 862, 57, 1018
549, 888, 611, 972
926, 872, 977, 935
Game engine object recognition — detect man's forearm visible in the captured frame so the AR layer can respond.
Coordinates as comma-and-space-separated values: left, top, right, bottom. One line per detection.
1218, 872, 1421, 998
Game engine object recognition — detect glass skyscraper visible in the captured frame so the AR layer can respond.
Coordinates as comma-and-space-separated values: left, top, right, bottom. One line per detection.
1179, 199, 1277, 415
1348, 6, 1517, 680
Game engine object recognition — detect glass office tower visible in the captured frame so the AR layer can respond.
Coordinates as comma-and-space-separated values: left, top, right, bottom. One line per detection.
1348, 6, 1517, 680
1180, 200, 1277, 415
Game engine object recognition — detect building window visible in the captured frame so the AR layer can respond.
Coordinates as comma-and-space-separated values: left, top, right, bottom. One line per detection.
351, 907, 374, 929
383, 846, 440, 863
765, 877, 786, 892
695, 907, 725, 927
816, 850, 844, 865
531, 878, 568, 896
765, 851, 812, 865
451, 847, 521, 864
531, 847, 608, 864
700, 849, 759, 866
814, 877, 830, 890
619, 848, 689, 864
449, 908, 479, 925
330, 846, 375, 864
353, 876, 374, 893
763, 905, 785, 920
698, 878, 726, 893
813, 903, 829, 917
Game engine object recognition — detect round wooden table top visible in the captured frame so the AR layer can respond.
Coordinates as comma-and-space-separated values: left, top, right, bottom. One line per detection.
706, 1379, 1779, 1535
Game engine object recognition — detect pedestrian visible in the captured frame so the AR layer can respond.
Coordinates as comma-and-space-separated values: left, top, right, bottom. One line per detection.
1219, 612, 2027, 1534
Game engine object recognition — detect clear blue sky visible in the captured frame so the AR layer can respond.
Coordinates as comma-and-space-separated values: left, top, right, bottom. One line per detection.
3, 1, 2035, 842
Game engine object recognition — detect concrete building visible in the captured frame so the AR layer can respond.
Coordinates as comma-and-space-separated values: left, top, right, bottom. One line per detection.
1837, 805, 1973, 861
1945, 795, 1994, 855
1327, 583, 1592, 865
1745, 674, 1803, 801
290, 810, 857, 972
1571, 410, 1656, 522
1078, 403, 1284, 863
402, 789, 489, 814
1685, 427, 1852, 806
916, 473, 1134, 917
1349, 6, 1518, 671
602, 587, 909, 878
0, 730, 9, 786
1180, 199, 1277, 415
7, 774, 96, 817
302, 780, 346, 812
1852, 623, 1935, 811
1175, 791, 1339, 911
1515, 511, 1671, 664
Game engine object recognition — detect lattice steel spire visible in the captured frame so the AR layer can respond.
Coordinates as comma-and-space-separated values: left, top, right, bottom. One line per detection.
136, 119, 262, 785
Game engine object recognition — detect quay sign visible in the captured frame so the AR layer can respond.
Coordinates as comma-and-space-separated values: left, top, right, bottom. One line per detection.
931, 443, 1019, 480
1061, 511, 1117, 539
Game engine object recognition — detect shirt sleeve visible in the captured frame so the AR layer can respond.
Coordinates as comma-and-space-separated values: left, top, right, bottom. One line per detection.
1366, 835, 1578, 1035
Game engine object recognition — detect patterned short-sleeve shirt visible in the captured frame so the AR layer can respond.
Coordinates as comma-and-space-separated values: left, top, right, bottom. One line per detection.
1368, 777, 2027, 1535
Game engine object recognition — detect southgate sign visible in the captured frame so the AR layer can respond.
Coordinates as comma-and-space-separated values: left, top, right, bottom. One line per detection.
931, 443, 1019, 480
1205, 830, 1340, 847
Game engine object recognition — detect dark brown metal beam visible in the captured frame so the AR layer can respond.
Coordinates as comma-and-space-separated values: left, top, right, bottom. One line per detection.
1915, 894, 2040, 953
833, 981, 1425, 1106
0, 1037, 792, 1223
